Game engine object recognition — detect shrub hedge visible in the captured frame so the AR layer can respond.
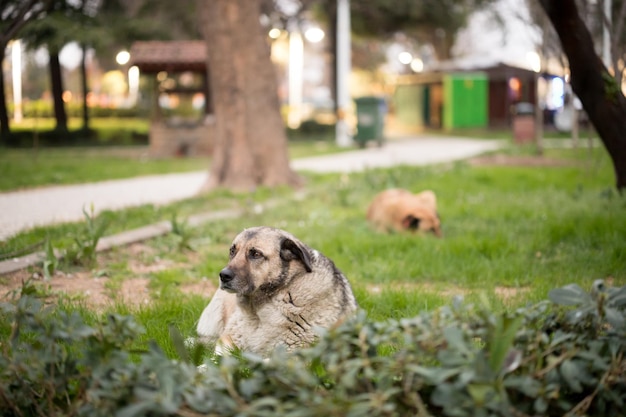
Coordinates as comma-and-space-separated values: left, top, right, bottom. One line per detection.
1, 281, 624, 416
11, 101, 149, 119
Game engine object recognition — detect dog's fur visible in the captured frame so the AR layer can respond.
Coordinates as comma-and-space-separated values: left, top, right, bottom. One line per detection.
196, 226, 358, 355
366, 188, 442, 237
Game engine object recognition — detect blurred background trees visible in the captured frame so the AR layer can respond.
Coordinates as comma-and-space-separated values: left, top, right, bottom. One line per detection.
0, 0, 502, 142
0, 0, 200, 141
0, 0, 625, 188
0, 0, 52, 138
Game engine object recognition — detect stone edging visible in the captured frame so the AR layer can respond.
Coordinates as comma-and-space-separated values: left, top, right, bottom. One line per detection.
0, 208, 243, 276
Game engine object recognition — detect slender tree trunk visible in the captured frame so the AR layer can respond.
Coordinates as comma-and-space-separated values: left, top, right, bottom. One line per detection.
0, 50, 10, 141
538, 0, 626, 191
199, 0, 301, 191
49, 50, 68, 134
80, 43, 89, 132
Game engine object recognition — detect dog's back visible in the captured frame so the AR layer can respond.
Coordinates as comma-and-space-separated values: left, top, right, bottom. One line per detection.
414, 190, 437, 213
367, 188, 441, 236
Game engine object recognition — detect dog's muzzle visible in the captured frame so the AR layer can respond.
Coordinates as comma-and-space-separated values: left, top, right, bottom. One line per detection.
219, 267, 236, 291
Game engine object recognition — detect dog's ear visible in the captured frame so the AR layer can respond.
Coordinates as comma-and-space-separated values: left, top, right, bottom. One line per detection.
402, 215, 421, 230
280, 238, 313, 272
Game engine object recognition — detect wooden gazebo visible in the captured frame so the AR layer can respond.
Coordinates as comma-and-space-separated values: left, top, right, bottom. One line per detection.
129, 40, 214, 156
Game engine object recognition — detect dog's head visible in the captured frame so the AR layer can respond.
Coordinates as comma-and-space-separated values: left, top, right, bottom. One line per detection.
400, 207, 442, 237
219, 226, 313, 297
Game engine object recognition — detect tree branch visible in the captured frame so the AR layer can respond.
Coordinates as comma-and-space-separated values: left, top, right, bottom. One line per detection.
1, 0, 53, 44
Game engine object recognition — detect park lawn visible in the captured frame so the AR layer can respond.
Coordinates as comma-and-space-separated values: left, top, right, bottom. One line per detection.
1, 142, 624, 360
0, 147, 209, 191
0, 142, 346, 192
10, 117, 150, 132
0, 135, 347, 192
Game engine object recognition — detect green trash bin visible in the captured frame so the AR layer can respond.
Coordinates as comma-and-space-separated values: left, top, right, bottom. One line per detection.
354, 96, 386, 147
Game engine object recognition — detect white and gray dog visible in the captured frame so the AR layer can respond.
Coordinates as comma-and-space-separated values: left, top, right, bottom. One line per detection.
197, 226, 358, 355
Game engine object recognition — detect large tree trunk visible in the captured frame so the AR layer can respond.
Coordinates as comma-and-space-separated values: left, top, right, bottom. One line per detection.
538, 0, 626, 191
199, 0, 301, 191
49, 50, 68, 133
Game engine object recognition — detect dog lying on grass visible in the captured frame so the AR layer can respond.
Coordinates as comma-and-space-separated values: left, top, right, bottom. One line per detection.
196, 226, 358, 356
366, 188, 442, 237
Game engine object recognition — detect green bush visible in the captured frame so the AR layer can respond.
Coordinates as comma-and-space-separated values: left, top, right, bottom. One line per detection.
13, 100, 149, 119
1, 281, 624, 416
4, 129, 149, 147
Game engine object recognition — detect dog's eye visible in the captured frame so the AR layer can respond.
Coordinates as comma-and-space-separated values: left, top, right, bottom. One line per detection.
248, 249, 264, 260
229, 245, 236, 258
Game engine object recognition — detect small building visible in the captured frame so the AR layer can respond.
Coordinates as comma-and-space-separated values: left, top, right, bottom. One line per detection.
393, 62, 551, 131
129, 40, 214, 157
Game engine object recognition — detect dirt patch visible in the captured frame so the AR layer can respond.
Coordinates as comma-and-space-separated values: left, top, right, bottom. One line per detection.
0, 269, 113, 310
494, 286, 530, 301
0, 241, 217, 311
468, 155, 575, 167
0, 270, 217, 312
128, 259, 177, 275
118, 278, 152, 307
180, 279, 217, 298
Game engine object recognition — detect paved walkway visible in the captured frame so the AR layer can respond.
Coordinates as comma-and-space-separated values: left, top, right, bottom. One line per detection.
0, 136, 501, 241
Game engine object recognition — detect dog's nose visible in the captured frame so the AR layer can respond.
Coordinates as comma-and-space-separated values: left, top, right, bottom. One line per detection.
219, 268, 234, 283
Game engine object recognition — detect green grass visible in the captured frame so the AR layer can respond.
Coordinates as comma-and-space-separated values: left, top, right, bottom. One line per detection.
0, 147, 208, 191
0, 133, 349, 192
11, 117, 150, 132
1, 141, 625, 359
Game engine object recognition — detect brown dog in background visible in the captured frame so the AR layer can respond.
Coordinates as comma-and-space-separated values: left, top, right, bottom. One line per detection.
366, 188, 442, 237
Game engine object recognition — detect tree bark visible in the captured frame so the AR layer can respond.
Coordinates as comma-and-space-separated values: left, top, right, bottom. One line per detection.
0, 0, 54, 143
538, 0, 626, 191
199, 0, 302, 191
49, 51, 68, 134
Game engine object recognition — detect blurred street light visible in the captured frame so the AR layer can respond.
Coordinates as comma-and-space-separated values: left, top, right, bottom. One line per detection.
116, 50, 130, 66
287, 20, 304, 129
116, 50, 138, 107
398, 51, 413, 65
336, 0, 352, 147
286, 23, 326, 129
410, 58, 424, 72
304, 27, 325, 43
269, 28, 282, 39
11, 40, 23, 123
128, 65, 140, 106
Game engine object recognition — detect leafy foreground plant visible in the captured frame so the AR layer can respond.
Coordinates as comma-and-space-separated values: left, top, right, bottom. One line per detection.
63, 205, 109, 267
0, 281, 624, 417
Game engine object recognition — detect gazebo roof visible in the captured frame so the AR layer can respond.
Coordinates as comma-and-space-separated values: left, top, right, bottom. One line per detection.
129, 40, 206, 73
